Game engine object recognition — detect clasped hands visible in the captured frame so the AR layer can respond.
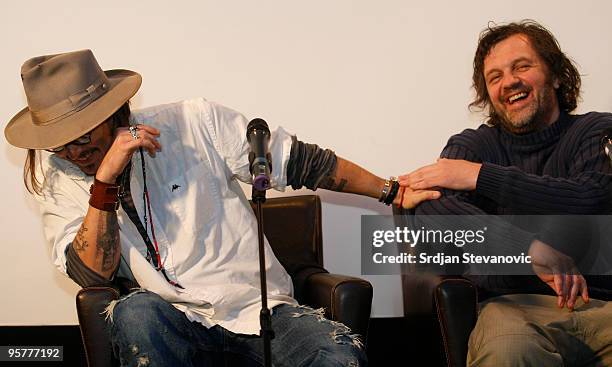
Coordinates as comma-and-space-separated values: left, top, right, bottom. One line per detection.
394, 158, 481, 209
397, 158, 588, 311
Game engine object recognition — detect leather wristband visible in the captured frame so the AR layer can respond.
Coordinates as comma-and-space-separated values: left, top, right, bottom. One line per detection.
89, 178, 120, 212
384, 180, 400, 206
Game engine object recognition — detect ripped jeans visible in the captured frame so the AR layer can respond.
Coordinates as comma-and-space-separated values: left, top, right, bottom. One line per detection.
107, 290, 366, 366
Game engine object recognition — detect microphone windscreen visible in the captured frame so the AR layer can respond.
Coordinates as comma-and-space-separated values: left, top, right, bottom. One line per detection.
247, 118, 270, 135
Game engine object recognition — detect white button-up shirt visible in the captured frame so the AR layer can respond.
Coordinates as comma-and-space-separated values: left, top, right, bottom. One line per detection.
36, 98, 297, 334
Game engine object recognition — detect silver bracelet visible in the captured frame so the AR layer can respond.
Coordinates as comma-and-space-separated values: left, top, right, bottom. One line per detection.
379, 176, 396, 202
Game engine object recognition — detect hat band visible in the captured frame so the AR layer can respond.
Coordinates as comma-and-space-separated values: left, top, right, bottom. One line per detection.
30, 76, 110, 125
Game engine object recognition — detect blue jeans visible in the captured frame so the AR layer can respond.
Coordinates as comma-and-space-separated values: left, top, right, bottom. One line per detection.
107, 290, 366, 366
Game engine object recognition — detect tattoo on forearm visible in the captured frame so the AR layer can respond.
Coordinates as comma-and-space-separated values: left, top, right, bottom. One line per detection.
97, 213, 119, 272
319, 176, 348, 192
335, 179, 347, 191
73, 226, 89, 252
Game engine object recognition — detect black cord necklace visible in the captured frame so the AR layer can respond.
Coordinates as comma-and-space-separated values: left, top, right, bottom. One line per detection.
119, 148, 182, 288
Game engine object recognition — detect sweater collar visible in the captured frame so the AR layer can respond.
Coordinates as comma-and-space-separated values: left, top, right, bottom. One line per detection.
498, 112, 574, 153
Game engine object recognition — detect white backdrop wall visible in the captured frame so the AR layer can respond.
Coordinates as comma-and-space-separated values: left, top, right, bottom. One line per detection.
1, 0, 611, 325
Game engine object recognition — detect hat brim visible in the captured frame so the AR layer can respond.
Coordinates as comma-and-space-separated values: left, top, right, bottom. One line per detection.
5, 69, 142, 150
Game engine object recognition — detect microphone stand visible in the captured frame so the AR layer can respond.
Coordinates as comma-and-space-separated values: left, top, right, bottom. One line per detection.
252, 187, 274, 367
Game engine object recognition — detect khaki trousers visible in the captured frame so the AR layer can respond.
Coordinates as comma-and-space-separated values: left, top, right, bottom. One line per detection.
467, 294, 612, 367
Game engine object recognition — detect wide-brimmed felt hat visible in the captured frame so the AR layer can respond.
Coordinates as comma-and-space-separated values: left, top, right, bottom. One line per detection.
5, 49, 141, 150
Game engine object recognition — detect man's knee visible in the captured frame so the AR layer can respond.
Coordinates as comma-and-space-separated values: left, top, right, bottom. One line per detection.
306, 348, 364, 367
298, 333, 365, 367
319, 327, 366, 366
105, 290, 200, 365
272, 305, 367, 366
468, 334, 562, 367
476, 299, 525, 326
468, 298, 564, 367
106, 290, 172, 336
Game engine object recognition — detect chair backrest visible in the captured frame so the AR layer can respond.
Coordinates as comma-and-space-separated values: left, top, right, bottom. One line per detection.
250, 195, 324, 270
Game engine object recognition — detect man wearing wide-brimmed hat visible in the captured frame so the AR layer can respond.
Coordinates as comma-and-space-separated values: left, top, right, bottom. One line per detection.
6, 49, 439, 366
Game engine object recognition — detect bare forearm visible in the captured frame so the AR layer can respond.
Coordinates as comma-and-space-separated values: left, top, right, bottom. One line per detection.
318, 157, 384, 198
72, 206, 121, 279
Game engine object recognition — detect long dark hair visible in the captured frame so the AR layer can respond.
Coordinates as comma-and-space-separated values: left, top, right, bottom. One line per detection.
469, 20, 581, 126
24, 102, 131, 195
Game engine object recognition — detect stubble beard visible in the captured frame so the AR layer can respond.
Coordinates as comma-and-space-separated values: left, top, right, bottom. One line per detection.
494, 82, 557, 135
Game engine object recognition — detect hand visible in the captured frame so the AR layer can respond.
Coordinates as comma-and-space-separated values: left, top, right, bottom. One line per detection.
393, 185, 441, 209
95, 124, 162, 183
398, 159, 482, 191
528, 239, 589, 310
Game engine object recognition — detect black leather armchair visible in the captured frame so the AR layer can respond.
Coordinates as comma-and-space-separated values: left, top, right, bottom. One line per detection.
76, 195, 373, 367
393, 207, 478, 367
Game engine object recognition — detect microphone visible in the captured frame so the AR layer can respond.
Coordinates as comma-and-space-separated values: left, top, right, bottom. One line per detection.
246, 118, 272, 191
601, 128, 612, 162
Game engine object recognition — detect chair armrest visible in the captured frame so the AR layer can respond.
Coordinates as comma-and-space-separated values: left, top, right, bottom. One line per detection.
76, 287, 120, 367
434, 279, 478, 367
302, 273, 373, 341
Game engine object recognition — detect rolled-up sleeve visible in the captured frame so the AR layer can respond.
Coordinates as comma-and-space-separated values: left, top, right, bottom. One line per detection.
34, 161, 89, 277
66, 244, 113, 287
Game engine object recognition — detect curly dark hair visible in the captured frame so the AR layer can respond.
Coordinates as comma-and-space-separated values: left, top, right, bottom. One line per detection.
469, 20, 581, 125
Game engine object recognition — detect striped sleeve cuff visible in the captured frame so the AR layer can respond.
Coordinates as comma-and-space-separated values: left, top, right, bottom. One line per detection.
476, 162, 509, 204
